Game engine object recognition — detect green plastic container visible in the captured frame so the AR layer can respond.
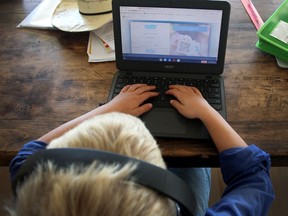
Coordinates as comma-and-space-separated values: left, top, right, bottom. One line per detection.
256, 0, 288, 61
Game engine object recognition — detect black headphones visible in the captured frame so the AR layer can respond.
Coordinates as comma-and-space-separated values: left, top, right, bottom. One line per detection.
12, 148, 196, 216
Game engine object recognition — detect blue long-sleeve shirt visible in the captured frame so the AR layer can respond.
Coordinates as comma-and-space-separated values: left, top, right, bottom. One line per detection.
206, 145, 275, 215
9, 141, 274, 216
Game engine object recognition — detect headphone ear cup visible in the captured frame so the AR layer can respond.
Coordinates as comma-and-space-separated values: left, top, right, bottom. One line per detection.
12, 148, 195, 215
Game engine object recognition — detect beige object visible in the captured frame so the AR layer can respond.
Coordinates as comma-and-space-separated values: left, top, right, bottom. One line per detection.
78, 0, 112, 15
52, 0, 112, 32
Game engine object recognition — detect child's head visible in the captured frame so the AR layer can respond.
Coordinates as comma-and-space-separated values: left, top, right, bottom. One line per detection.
8, 113, 176, 216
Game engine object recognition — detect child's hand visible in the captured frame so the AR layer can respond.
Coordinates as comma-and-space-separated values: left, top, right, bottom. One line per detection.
166, 85, 211, 120
103, 84, 158, 116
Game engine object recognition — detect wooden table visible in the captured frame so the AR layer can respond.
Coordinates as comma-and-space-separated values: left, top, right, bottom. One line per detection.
0, 0, 287, 167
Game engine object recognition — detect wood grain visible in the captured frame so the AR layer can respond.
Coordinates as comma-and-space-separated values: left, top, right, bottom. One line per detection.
0, 0, 287, 166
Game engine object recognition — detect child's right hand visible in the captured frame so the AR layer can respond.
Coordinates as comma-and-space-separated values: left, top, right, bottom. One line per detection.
166, 85, 212, 120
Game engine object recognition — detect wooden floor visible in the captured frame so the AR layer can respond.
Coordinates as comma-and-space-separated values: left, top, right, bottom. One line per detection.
0, 166, 287, 215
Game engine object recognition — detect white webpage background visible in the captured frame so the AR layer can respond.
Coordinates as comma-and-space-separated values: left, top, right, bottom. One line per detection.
130, 22, 170, 54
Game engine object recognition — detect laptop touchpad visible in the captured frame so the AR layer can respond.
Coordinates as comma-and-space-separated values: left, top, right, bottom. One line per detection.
141, 110, 187, 135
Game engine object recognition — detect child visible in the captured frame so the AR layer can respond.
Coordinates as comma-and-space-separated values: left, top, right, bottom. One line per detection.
8, 84, 274, 216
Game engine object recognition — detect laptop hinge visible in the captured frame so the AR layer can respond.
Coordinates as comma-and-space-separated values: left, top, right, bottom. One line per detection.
205, 74, 213, 79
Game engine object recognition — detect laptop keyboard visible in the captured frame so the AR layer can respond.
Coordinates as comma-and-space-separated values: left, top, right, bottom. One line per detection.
112, 75, 222, 111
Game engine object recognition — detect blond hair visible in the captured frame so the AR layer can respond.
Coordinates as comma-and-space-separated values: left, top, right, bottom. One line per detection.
8, 112, 176, 216
48, 112, 166, 168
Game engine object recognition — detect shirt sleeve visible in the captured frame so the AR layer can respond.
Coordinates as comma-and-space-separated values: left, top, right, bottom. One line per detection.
9, 140, 47, 181
206, 145, 275, 216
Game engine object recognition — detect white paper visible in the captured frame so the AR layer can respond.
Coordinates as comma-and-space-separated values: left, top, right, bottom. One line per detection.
270, 20, 288, 44
17, 0, 61, 29
92, 21, 115, 51
87, 32, 115, 63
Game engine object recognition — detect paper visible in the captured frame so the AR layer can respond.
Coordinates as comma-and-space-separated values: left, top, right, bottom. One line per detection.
88, 21, 115, 62
92, 21, 115, 51
17, 0, 61, 29
87, 32, 115, 63
270, 20, 288, 44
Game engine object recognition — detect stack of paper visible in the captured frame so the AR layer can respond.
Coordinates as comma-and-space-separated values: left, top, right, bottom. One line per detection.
87, 21, 115, 63
256, 0, 288, 67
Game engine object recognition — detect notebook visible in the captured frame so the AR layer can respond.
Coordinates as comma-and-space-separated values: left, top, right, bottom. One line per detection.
108, 0, 231, 139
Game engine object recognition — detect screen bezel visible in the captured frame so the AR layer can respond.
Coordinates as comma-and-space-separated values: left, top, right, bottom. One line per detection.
112, 0, 231, 75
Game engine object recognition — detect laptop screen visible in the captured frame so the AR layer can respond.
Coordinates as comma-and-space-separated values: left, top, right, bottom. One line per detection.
112, 0, 230, 75
119, 6, 223, 65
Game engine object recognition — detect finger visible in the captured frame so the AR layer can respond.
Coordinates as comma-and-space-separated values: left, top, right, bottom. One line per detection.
166, 88, 182, 100
168, 85, 183, 90
126, 84, 148, 92
121, 85, 132, 93
191, 87, 203, 97
135, 85, 157, 94
139, 91, 159, 101
165, 88, 175, 95
132, 92, 158, 108
132, 103, 153, 116
169, 99, 183, 111
168, 85, 191, 96
169, 85, 199, 93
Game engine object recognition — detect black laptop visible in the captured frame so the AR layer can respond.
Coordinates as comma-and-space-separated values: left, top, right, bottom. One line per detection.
108, 0, 231, 139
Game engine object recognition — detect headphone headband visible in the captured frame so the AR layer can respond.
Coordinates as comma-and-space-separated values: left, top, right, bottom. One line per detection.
12, 148, 196, 216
